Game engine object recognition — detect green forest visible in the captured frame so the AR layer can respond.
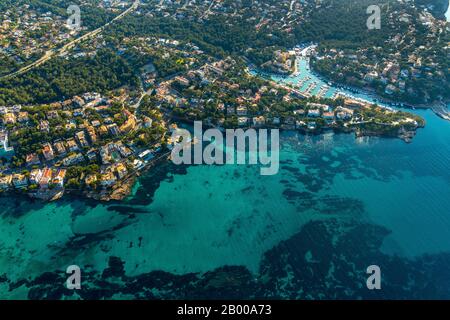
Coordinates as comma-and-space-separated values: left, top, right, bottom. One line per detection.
0, 0, 448, 106
0, 49, 138, 106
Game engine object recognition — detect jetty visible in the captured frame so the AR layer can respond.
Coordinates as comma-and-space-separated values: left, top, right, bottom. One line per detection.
432, 104, 450, 121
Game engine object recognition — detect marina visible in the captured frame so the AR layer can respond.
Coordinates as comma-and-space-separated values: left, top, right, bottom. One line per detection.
252, 45, 449, 118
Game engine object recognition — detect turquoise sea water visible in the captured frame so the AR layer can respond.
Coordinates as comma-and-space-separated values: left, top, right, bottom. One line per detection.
1, 58, 450, 298
0, 106, 449, 299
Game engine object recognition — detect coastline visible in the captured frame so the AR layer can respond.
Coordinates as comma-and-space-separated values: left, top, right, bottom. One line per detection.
171, 111, 424, 144
308, 59, 450, 121
0, 53, 431, 204
81, 150, 172, 202
257, 47, 449, 121
0, 112, 422, 204
2, 111, 450, 300
311, 62, 450, 119
0, 149, 172, 203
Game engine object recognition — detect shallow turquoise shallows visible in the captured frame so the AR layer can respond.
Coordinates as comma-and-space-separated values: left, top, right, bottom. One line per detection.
0, 106, 449, 298
1, 56, 450, 298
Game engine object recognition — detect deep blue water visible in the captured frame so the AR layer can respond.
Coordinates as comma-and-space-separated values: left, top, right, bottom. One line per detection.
0, 106, 449, 299
1, 48, 450, 299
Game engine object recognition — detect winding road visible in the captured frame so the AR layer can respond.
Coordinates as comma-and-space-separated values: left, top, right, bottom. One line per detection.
0, 0, 140, 80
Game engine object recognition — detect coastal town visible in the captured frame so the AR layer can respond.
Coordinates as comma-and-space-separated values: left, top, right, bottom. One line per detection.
310, 1, 449, 106
0, 89, 170, 201
0, 52, 425, 201
0, 0, 444, 202
0, 3, 76, 73
0, 0, 141, 77
1, 0, 450, 304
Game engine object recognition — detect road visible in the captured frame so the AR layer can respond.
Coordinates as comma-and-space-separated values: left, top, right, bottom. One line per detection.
200, 0, 217, 19
0, 0, 140, 80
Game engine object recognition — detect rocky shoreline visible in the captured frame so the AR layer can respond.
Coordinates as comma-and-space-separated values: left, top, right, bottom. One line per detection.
0, 151, 172, 203
83, 152, 171, 202
84, 176, 136, 202
354, 127, 419, 143
0, 112, 423, 203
